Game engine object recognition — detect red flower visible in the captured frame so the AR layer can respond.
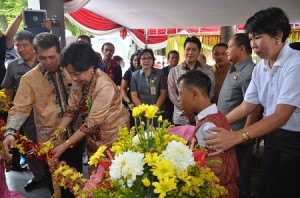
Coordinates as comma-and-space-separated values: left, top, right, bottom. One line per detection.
193, 150, 207, 167
81, 105, 88, 112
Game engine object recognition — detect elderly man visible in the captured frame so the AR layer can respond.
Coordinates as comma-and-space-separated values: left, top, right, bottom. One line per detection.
2, 33, 81, 198
1, 30, 45, 192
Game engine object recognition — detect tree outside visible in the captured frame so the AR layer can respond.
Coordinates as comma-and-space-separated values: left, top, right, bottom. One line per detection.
0, 0, 90, 38
0, 0, 27, 31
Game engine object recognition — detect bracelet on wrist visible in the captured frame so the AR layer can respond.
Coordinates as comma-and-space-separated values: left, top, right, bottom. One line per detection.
4, 131, 16, 139
65, 139, 74, 149
240, 128, 250, 143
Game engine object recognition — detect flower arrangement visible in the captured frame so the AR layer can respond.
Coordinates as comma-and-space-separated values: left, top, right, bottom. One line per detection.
6, 104, 227, 198
0, 89, 11, 114
0, 89, 11, 156
0, 121, 5, 156
80, 104, 227, 198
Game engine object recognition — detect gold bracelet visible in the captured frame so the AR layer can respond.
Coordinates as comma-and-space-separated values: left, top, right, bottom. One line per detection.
65, 139, 74, 148
240, 128, 250, 143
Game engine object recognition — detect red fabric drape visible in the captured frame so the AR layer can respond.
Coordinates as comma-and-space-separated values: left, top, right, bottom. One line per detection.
68, 8, 121, 31
130, 29, 168, 45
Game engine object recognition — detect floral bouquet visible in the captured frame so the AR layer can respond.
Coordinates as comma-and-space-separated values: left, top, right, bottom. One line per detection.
0, 89, 11, 114
0, 89, 11, 156
9, 104, 227, 197
79, 104, 227, 198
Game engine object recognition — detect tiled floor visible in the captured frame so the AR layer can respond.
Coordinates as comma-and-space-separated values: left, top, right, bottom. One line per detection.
6, 145, 262, 198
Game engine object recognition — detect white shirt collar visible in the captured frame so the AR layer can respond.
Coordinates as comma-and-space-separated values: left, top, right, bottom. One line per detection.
195, 103, 218, 122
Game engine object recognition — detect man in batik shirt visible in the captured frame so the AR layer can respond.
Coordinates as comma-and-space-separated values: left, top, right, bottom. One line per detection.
168, 36, 215, 125
2, 33, 81, 198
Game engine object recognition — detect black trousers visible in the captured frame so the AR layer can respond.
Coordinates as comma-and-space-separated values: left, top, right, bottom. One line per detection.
235, 142, 254, 198
257, 128, 300, 198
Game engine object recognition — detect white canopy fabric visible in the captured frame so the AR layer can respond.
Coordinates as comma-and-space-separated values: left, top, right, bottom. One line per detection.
63, 0, 300, 49
79, 0, 299, 29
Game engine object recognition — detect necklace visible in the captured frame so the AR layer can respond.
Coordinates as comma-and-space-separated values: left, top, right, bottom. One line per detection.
79, 70, 96, 117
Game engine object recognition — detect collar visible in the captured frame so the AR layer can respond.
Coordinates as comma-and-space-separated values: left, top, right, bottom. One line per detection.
17, 58, 25, 65
263, 42, 290, 69
17, 58, 39, 66
231, 57, 254, 72
138, 68, 157, 75
213, 63, 231, 72
195, 103, 218, 122
180, 61, 202, 70
40, 64, 64, 76
103, 59, 118, 67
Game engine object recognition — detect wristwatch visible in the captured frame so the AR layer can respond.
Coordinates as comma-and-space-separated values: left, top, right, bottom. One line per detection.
4, 128, 17, 139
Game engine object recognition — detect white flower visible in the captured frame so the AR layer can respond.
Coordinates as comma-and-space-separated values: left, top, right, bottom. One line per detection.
109, 150, 145, 187
162, 140, 195, 172
132, 132, 154, 147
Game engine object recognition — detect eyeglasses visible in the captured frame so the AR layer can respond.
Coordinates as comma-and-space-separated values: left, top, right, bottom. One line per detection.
140, 57, 153, 61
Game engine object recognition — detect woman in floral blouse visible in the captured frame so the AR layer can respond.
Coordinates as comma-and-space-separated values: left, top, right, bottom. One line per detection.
53, 43, 129, 174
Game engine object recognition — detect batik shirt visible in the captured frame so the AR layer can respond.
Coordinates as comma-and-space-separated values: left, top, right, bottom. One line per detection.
6, 64, 72, 142
168, 61, 215, 125
64, 69, 129, 155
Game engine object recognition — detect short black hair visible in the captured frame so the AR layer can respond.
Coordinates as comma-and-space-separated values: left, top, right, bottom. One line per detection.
77, 35, 91, 45
290, 42, 300, 51
130, 50, 140, 69
167, 50, 179, 60
60, 42, 99, 72
14, 30, 34, 44
233, 33, 252, 54
33, 32, 61, 53
184, 36, 202, 51
113, 55, 123, 62
137, 48, 155, 67
101, 42, 115, 52
245, 7, 291, 42
178, 70, 211, 97
212, 43, 228, 51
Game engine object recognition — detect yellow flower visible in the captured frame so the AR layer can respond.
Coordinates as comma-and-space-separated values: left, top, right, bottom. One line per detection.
158, 115, 163, 122
73, 184, 81, 194
142, 177, 151, 187
132, 106, 143, 117
153, 177, 177, 198
152, 158, 175, 180
144, 152, 161, 166
88, 146, 107, 167
71, 172, 84, 180
151, 79, 155, 85
62, 168, 73, 176
144, 105, 159, 119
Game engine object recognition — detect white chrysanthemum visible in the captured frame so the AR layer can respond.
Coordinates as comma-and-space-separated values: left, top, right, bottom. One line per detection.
109, 150, 145, 187
132, 132, 154, 147
162, 140, 195, 172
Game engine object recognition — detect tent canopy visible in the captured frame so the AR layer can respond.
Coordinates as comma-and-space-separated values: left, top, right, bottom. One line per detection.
64, 0, 300, 48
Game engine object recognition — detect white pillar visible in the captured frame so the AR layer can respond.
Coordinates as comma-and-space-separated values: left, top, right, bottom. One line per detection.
27, 0, 40, 9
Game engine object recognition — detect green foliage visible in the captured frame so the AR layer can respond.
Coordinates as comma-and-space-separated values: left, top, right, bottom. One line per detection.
0, 0, 27, 31
65, 17, 91, 37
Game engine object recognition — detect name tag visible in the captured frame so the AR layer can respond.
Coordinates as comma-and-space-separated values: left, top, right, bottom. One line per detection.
150, 86, 156, 95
